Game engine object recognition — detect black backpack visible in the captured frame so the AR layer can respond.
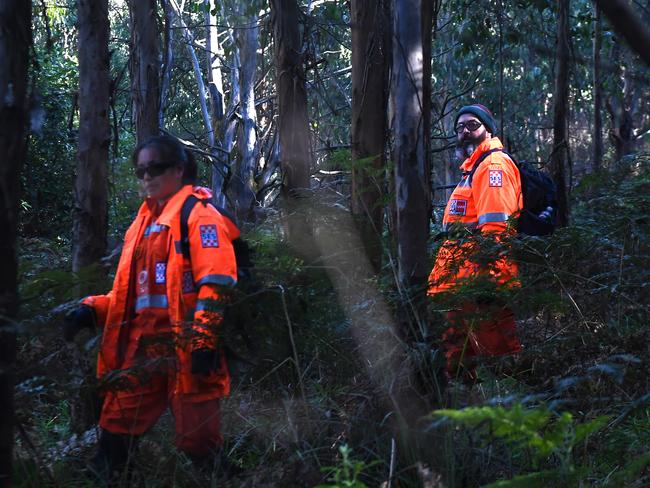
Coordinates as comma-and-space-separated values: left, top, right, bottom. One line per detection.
468, 148, 557, 236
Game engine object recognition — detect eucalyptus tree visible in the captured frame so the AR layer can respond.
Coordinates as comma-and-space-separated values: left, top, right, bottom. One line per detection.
391, 0, 433, 288
72, 0, 110, 273
0, 1, 31, 481
231, 9, 259, 222
551, 0, 570, 227
350, 0, 390, 271
270, 0, 314, 252
592, 3, 603, 170
128, 0, 160, 142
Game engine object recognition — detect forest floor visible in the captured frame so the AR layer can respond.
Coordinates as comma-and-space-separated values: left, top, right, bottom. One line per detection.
11, 159, 650, 487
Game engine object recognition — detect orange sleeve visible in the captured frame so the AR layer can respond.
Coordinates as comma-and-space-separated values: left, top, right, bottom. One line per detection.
472, 153, 522, 234
186, 204, 237, 350
81, 292, 112, 328
187, 204, 238, 290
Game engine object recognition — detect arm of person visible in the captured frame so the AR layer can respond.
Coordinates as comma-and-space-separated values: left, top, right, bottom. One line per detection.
187, 204, 237, 352
472, 153, 522, 235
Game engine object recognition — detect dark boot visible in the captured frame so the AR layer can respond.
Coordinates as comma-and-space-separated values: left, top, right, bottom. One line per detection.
89, 429, 137, 486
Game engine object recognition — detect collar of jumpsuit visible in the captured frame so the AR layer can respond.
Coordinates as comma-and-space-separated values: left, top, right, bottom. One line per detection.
459, 136, 505, 173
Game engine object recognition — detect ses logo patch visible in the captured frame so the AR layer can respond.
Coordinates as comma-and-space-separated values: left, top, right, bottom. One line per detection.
489, 169, 503, 187
449, 199, 468, 216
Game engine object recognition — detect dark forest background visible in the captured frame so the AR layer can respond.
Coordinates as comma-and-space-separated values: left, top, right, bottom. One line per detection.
1, 0, 649, 486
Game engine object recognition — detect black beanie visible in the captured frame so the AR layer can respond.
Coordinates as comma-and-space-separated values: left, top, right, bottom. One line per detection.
455, 104, 497, 135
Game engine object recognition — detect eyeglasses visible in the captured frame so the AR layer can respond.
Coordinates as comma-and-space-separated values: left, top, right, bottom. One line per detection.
135, 161, 176, 179
455, 120, 483, 134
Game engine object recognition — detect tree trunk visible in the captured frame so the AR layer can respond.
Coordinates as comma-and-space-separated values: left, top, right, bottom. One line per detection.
551, 0, 570, 228
128, 0, 160, 142
206, 0, 228, 208
271, 0, 315, 254
73, 0, 110, 273
0, 1, 31, 483
350, 0, 389, 272
232, 13, 259, 223
159, 0, 173, 129
592, 3, 603, 171
391, 0, 432, 286
594, 0, 650, 67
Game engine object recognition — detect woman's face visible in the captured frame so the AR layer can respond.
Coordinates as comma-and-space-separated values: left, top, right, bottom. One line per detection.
136, 147, 184, 202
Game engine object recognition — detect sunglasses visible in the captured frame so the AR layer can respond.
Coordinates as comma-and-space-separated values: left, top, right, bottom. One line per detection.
135, 161, 176, 179
455, 120, 483, 134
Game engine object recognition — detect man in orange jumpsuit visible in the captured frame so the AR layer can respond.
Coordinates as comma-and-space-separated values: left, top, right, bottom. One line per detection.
64, 135, 238, 476
428, 104, 522, 382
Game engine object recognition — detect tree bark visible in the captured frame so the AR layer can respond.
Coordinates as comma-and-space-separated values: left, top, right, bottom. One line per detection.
350, 0, 389, 272
594, 0, 650, 67
271, 0, 315, 254
159, 0, 173, 129
206, 0, 228, 208
592, 3, 603, 171
0, 1, 31, 483
128, 0, 160, 142
551, 0, 570, 228
391, 0, 432, 286
232, 13, 259, 222
73, 0, 110, 273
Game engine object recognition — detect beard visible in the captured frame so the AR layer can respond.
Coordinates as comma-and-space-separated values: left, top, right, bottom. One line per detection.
455, 131, 488, 160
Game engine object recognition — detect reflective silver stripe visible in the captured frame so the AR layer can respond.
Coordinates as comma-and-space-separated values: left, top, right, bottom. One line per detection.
457, 177, 471, 188
442, 221, 477, 232
195, 274, 237, 287
135, 294, 168, 311
478, 212, 509, 225
196, 299, 225, 313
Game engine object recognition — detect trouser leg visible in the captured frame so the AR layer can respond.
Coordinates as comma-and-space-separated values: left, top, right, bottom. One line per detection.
171, 394, 223, 456
443, 301, 521, 380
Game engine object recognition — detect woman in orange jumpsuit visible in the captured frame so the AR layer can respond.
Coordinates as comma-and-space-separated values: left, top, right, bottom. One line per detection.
65, 135, 238, 474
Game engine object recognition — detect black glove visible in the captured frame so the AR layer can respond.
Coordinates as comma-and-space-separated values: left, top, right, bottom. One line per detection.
63, 305, 96, 342
191, 348, 220, 375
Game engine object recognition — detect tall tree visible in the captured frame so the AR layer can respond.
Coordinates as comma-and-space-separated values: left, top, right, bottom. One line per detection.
551, 0, 570, 227
271, 0, 314, 252
0, 1, 31, 482
205, 0, 228, 208
128, 0, 160, 142
592, 3, 603, 171
232, 12, 259, 222
391, 0, 433, 286
350, 0, 390, 271
72, 0, 110, 274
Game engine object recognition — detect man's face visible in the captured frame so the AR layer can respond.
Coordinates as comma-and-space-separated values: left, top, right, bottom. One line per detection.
455, 114, 490, 159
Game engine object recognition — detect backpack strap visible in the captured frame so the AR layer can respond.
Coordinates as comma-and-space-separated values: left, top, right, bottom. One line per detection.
466, 148, 507, 187
180, 195, 202, 259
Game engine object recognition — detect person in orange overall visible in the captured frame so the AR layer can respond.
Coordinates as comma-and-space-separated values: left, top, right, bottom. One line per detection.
428, 104, 522, 382
64, 135, 238, 476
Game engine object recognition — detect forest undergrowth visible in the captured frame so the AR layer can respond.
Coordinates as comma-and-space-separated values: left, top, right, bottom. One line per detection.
10, 157, 650, 487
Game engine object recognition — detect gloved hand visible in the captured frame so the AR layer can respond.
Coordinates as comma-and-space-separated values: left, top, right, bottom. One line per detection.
63, 305, 96, 342
191, 348, 220, 375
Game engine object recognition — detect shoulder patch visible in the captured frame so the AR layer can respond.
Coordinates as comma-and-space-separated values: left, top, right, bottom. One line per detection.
449, 199, 468, 216
200, 224, 219, 248
489, 170, 503, 187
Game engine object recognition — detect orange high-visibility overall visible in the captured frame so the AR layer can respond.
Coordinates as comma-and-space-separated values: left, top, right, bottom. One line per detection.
83, 185, 238, 455
428, 138, 523, 376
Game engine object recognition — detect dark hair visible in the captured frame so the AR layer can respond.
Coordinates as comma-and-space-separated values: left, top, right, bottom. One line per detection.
132, 135, 198, 184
